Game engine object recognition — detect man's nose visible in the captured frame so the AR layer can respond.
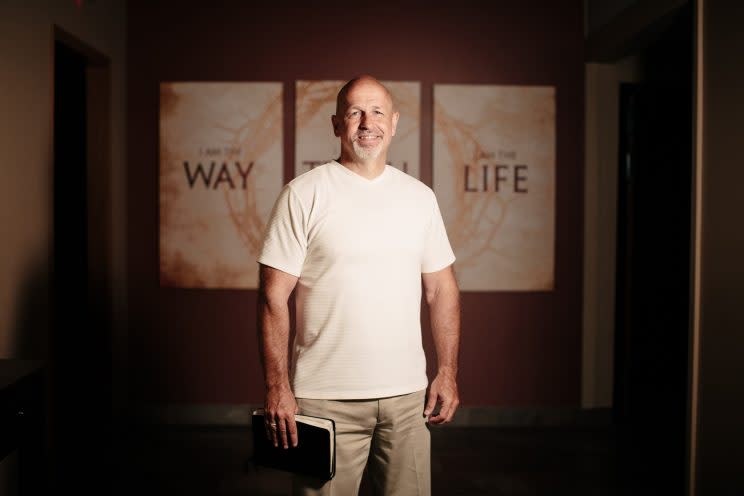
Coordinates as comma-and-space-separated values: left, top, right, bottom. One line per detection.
359, 112, 370, 128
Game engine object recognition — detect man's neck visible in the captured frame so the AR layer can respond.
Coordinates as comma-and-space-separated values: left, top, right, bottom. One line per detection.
337, 156, 387, 180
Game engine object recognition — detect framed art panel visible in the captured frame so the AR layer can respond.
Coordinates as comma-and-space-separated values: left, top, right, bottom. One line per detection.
433, 84, 556, 291
159, 82, 283, 288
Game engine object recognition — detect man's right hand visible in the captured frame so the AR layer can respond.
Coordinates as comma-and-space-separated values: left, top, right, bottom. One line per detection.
264, 384, 299, 449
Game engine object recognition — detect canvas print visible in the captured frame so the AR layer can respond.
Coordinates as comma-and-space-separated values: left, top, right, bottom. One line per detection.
433, 84, 555, 291
159, 82, 283, 288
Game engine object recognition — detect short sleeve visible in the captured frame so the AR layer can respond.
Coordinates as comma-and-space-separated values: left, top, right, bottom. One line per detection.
421, 191, 456, 273
257, 184, 307, 277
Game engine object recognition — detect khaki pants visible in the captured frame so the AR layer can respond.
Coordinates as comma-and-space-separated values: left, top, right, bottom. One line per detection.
293, 389, 430, 496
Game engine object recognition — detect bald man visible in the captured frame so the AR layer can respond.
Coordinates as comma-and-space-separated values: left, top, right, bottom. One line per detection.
257, 76, 461, 495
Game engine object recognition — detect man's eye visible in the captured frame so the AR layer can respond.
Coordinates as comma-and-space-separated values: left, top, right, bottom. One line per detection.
375, 111, 384, 115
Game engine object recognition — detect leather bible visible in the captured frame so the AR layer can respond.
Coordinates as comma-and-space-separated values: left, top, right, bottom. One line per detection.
251, 408, 336, 480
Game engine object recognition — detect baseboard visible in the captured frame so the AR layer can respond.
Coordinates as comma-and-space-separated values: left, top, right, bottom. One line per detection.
131, 404, 613, 428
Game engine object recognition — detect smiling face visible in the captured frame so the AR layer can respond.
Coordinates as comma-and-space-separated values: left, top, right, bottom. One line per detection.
332, 77, 400, 165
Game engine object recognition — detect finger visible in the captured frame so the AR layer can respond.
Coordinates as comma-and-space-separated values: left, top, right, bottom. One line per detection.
428, 398, 450, 425
424, 390, 439, 417
278, 417, 290, 449
269, 415, 279, 447
264, 418, 272, 442
433, 396, 460, 424
437, 400, 456, 424
444, 399, 460, 423
288, 416, 299, 447
428, 411, 446, 424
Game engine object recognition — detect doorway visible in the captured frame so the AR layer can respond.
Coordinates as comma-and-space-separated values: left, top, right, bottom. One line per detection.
613, 3, 693, 493
51, 28, 113, 490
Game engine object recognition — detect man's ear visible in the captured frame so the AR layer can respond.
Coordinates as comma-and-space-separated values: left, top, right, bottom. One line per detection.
331, 115, 341, 137
391, 111, 400, 137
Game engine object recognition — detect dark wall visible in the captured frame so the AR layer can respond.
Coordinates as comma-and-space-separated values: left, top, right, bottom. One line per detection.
696, 1, 744, 493
126, 2, 584, 406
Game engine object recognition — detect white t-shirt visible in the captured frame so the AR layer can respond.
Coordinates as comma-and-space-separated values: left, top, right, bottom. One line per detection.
258, 161, 456, 399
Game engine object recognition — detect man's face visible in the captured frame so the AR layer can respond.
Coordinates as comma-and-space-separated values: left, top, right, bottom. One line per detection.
332, 80, 399, 163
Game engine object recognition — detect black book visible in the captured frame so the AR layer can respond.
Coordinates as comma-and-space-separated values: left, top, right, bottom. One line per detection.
251, 408, 336, 480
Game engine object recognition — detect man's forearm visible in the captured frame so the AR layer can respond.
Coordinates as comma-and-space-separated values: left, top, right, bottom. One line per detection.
257, 296, 292, 389
423, 273, 461, 424
428, 284, 461, 377
256, 265, 300, 448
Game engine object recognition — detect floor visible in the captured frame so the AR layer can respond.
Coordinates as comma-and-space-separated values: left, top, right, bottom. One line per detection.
117, 423, 634, 495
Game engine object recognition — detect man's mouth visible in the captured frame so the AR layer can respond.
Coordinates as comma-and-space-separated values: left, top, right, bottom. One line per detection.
355, 134, 380, 144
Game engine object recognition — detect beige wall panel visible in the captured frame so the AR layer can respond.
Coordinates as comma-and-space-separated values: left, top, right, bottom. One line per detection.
159, 82, 283, 288
434, 84, 555, 291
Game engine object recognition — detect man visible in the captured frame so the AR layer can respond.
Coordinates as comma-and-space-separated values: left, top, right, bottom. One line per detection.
257, 75, 461, 495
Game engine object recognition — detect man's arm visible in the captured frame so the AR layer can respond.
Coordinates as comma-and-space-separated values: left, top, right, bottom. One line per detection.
421, 264, 461, 424
257, 263, 299, 448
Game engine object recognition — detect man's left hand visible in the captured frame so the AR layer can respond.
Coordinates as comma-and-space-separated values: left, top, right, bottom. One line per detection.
424, 372, 459, 424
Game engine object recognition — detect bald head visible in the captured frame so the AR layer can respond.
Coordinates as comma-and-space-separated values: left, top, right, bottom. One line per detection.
331, 75, 400, 166
335, 75, 395, 116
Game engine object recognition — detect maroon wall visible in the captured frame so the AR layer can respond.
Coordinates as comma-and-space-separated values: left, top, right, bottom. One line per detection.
127, 2, 584, 406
